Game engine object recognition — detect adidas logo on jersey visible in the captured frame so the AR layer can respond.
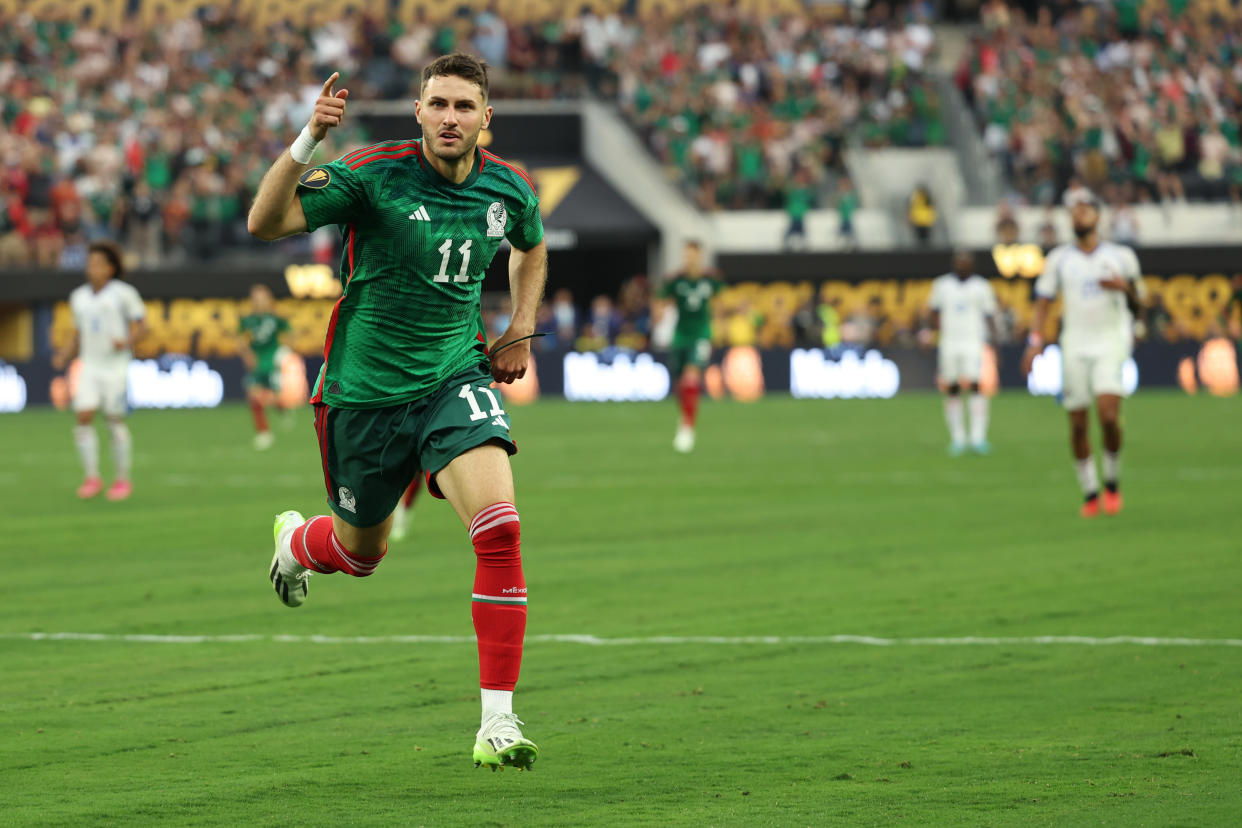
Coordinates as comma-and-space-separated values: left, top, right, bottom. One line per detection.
408, 205, 431, 221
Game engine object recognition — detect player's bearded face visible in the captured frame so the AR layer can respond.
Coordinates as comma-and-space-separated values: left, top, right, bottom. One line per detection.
1071, 204, 1099, 239
417, 75, 492, 162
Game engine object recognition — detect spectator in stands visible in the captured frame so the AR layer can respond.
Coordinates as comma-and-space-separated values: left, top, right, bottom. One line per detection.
551, 289, 578, 346
0, 188, 30, 265
908, 184, 937, 246
837, 177, 859, 250
784, 167, 817, 250
574, 322, 608, 353
590, 295, 621, 343
1108, 197, 1139, 247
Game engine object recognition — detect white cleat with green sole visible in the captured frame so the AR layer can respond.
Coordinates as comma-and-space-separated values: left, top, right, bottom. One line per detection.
473, 713, 539, 772
269, 510, 310, 608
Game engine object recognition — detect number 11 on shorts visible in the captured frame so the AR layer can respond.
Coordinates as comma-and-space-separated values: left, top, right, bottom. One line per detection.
459, 383, 505, 422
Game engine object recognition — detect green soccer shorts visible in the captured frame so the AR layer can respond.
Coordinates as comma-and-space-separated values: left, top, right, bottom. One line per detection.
312, 364, 517, 527
669, 336, 713, 378
245, 365, 280, 392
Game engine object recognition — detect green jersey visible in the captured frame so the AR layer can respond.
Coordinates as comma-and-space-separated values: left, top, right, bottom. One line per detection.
297, 139, 543, 408
660, 272, 724, 342
239, 312, 290, 371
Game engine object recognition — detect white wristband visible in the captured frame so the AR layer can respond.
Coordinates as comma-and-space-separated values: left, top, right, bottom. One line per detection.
289, 125, 320, 165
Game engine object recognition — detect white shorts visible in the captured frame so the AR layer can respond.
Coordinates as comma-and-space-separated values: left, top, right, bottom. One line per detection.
938, 343, 983, 384
1060, 351, 1126, 411
74, 363, 130, 416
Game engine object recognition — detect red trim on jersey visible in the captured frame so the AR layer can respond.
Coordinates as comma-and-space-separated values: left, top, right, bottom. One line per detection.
480, 149, 535, 193
311, 225, 354, 405
315, 405, 333, 499
347, 222, 356, 282
342, 140, 417, 165
477, 331, 488, 355
348, 147, 421, 170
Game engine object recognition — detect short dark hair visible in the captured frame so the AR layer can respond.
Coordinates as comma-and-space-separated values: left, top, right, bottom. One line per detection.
421, 53, 489, 100
88, 241, 124, 280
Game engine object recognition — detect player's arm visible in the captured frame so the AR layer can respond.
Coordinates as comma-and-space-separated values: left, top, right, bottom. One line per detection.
121, 318, 147, 350
1023, 251, 1062, 374
247, 73, 349, 241
52, 329, 78, 371
490, 240, 548, 384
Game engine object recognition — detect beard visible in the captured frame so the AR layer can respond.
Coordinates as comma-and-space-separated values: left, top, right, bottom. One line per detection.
1072, 222, 1096, 240
424, 125, 478, 162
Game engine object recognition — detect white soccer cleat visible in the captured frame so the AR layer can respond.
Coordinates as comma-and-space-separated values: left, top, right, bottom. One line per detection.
473, 713, 539, 772
269, 510, 310, 608
254, 431, 275, 451
673, 424, 695, 454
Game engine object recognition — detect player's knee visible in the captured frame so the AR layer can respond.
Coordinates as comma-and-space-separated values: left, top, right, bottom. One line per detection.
946, 382, 961, 396
967, 382, 980, 394
469, 502, 521, 561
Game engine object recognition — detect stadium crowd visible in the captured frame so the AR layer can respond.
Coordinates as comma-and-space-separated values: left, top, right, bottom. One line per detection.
5, 1, 1241, 271
960, 0, 1242, 207
0, 2, 940, 267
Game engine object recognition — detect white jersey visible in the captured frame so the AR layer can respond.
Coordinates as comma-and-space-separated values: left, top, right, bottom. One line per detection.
68, 280, 146, 368
1035, 242, 1145, 356
929, 274, 996, 347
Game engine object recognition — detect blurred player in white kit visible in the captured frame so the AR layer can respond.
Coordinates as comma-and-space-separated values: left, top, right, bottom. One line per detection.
928, 249, 998, 455
1022, 194, 1145, 518
52, 242, 147, 501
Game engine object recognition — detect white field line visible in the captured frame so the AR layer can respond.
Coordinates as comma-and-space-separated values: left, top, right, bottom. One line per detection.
2, 632, 1240, 647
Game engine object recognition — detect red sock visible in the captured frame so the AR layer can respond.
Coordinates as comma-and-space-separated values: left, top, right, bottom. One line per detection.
250, 399, 269, 433
289, 515, 385, 576
469, 503, 526, 691
679, 378, 700, 427
402, 476, 422, 508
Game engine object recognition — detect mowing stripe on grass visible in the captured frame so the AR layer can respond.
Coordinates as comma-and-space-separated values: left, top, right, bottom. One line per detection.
3, 632, 1241, 647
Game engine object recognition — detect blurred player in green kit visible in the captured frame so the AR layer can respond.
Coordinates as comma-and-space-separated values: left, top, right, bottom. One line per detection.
246, 53, 546, 771
237, 284, 291, 450
657, 240, 724, 453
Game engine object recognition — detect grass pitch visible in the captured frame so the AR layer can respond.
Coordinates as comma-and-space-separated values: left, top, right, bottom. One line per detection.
1, 392, 1239, 826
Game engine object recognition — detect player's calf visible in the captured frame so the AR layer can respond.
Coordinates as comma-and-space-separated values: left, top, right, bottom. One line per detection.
289, 515, 387, 576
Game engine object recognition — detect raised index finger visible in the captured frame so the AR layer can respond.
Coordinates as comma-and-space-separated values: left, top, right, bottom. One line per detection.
321, 72, 340, 97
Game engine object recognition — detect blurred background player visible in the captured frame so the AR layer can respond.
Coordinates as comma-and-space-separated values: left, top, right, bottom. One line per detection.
928, 250, 998, 455
247, 55, 546, 771
1022, 194, 1146, 518
51, 242, 146, 500
389, 477, 422, 542
237, 284, 291, 450
657, 240, 723, 453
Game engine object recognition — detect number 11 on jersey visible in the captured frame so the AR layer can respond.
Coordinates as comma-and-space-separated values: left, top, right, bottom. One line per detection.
435, 238, 473, 283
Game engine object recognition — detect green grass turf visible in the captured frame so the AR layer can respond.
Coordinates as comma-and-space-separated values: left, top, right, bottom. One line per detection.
1, 391, 1239, 826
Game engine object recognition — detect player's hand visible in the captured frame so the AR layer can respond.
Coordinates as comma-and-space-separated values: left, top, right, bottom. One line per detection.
1098, 276, 1129, 292
1019, 344, 1042, 377
308, 72, 350, 142
489, 327, 531, 384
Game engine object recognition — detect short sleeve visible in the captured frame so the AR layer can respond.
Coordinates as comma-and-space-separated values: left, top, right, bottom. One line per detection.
928, 278, 944, 310
122, 284, 146, 320
657, 278, 676, 299
297, 160, 370, 232
505, 192, 544, 251
1034, 248, 1062, 300
278, 316, 292, 333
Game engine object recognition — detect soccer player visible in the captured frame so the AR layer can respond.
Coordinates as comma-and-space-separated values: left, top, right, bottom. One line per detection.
1022, 194, 1145, 518
247, 54, 546, 771
657, 240, 723, 453
52, 241, 146, 501
389, 477, 421, 542
238, 283, 291, 450
928, 250, 998, 455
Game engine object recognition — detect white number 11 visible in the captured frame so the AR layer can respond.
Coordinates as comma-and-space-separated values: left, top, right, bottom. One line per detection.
435, 238, 473, 283
459, 384, 505, 422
